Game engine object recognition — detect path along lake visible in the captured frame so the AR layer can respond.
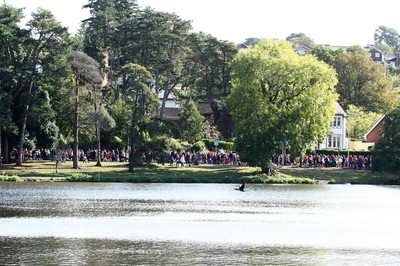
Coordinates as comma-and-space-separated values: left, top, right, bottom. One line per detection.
1, 182, 400, 265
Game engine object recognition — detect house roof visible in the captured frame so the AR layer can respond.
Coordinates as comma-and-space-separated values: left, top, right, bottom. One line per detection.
163, 108, 181, 120
365, 45, 383, 54
363, 114, 386, 139
197, 102, 213, 115
335, 102, 348, 117
163, 102, 213, 120
386, 56, 397, 62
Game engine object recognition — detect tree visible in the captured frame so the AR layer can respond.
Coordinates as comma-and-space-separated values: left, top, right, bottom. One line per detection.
178, 99, 204, 143
68, 51, 103, 169
372, 105, 400, 173
0, 4, 23, 163
84, 83, 116, 166
243, 37, 260, 47
116, 63, 158, 170
346, 105, 382, 140
286, 33, 316, 49
0, 6, 70, 166
311, 45, 342, 65
374, 25, 400, 51
334, 51, 399, 113
83, 0, 139, 95
227, 39, 338, 173
184, 32, 238, 136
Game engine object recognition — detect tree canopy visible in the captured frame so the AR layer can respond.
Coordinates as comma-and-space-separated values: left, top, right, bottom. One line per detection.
227, 39, 338, 173
334, 51, 399, 113
286, 33, 316, 49
372, 106, 400, 173
178, 99, 204, 144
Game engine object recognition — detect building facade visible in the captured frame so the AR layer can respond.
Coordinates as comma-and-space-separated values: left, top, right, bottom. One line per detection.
319, 102, 348, 150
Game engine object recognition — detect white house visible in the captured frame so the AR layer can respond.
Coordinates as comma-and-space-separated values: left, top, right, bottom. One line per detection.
319, 102, 348, 150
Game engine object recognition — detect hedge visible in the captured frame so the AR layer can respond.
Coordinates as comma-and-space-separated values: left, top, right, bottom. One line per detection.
202, 139, 235, 152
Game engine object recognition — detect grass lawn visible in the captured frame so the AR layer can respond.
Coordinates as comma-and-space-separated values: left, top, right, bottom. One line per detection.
0, 160, 398, 185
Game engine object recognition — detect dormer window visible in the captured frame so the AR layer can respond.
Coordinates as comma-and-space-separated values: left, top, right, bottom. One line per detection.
375, 52, 380, 58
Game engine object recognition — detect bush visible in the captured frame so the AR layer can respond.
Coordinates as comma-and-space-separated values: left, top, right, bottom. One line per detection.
253, 173, 315, 184
191, 140, 208, 152
203, 139, 235, 152
0, 175, 19, 182
66, 173, 93, 182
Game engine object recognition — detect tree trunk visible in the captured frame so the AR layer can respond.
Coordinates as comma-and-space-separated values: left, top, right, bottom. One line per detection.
16, 80, 34, 166
16, 103, 30, 166
261, 161, 276, 176
0, 129, 2, 166
128, 146, 135, 172
159, 41, 174, 119
95, 123, 102, 167
72, 82, 79, 169
3, 132, 9, 163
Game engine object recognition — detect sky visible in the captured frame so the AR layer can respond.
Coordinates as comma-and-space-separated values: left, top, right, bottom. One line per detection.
8, 0, 400, 46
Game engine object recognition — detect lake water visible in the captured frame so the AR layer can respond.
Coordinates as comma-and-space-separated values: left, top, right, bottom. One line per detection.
1, 182, 400, 265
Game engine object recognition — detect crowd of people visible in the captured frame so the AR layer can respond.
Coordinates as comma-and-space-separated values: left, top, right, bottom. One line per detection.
11, 147, 130, 163
167, 150, 242, 167
12, 147, 372, 170
273, 152, 372, 170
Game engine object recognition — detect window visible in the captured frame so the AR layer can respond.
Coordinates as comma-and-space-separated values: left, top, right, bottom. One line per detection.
332, 116, 341, 128
375, 52, 380, 58
327, 135, 341, 148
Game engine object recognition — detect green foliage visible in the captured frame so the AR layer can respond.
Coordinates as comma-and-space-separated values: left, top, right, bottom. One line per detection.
227, 39, 338, 172
191, 140, 208, 152
202, 139, 235, 152
243, 37, 260, 47
0, 175, 19, 182
334, 52, 399, 113
147, 119, 180, 139
372, 106, 400, 173
68, 51, 103, 85
178, 99, 204, 143
66, 173, 94, 182
0, 5, 71, 165
346, 105, 382, 140
286, 32, 316, 49
345, 45, 369, 55
374, 25, 400, 50
151, 136, 184, 152
117, 63, 159, 169
254, 173, 316, 184
311, 45, 342, 65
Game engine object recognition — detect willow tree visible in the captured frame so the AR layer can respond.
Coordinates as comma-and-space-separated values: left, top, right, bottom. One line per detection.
227, 39, 338, 174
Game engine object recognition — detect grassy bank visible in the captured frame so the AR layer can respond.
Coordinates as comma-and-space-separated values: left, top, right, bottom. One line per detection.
0, 160, 398, 185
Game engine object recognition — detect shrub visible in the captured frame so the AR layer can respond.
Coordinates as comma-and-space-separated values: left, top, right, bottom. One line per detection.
0, 175, 19, 182
191, 140, 208, 152
66, 173, 93, 182
203, 139, 235, 152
